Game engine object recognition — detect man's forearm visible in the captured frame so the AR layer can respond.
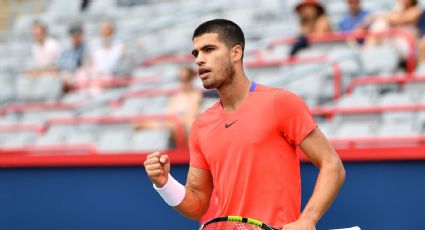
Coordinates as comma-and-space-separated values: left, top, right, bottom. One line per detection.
299, 158, 345, 224
175, 187, 212, 220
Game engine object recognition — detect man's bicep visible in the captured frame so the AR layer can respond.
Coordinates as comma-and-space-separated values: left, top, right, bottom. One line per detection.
299, 128, 339, 168
186, 167, 214, 196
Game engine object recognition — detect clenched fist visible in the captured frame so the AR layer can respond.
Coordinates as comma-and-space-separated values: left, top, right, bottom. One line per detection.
144, 151, 170, 188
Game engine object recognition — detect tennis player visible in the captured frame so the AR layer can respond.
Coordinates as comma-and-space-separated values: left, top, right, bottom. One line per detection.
144, 19, 345, 230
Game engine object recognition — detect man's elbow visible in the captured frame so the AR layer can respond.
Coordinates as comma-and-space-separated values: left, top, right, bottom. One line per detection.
331, 156, 346, 186
337, 161, 346, 186
184, 208, 209, 221
323, 155, 346, 186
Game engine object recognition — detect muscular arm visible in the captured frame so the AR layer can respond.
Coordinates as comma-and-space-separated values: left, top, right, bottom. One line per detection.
175, 167, 214, 220
144, 152, 213, 221
285, 128, 345, 228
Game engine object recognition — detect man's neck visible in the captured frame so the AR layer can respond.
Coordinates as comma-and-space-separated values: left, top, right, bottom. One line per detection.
350, 9, 361, 16
37, 37, 47, 45
217, 71, 251, 113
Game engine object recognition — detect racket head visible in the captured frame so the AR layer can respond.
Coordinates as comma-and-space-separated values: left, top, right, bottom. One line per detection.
200, 216, 278, 230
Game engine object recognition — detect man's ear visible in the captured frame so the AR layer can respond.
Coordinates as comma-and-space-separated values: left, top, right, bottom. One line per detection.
231, 45, 243, 63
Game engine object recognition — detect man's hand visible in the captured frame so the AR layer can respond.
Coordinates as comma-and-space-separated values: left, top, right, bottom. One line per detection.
282, 218, 316, 230
144, 151, 170, 188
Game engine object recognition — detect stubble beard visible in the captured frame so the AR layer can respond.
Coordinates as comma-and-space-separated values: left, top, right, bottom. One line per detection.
202, 60, 235, 90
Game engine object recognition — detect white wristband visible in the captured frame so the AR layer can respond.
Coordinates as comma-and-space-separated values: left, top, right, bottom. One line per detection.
153, 174, 185, 206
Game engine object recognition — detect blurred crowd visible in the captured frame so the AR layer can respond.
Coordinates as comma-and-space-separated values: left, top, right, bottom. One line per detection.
26, 0, 425, 83
19, 0, 425, 144
25, 20, 136, 86
291, 0, 425, 67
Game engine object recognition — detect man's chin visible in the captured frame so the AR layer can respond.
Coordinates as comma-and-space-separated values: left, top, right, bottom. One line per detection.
202, 84, 215, 89
201, 80, 216, 89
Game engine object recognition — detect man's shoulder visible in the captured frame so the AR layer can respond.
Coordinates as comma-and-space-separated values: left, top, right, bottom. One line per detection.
254, 84, 306, 107
253, 84, 294, 98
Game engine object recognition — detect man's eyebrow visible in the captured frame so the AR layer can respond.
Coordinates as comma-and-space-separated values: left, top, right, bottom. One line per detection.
192, 44, 218, 57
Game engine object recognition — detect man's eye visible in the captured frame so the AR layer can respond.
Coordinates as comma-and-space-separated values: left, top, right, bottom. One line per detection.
206, 48, 214, 52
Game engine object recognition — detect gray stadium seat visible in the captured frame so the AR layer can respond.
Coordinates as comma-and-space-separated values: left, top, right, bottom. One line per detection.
65, 132, 97, 145
1, 131, 37, 147
405, 81, 425, 98
335, 121, 378, 138
379, 92, 415, 105
0, 113, 20, 125
360, 46, 399, 75
131, 129, 170, 151
97, 130, 131, 153
336, 94, 376, 108
113, 97, 146, 116
378, 121, 418, 136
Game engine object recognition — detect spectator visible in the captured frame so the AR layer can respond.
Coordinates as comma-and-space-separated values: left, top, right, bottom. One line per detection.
415, 10, 425, 64
27, 20, 62, 76
295, 0, 333, 35
134, 66, 202, 145
363, 0, 422, 47
59, 23, 86, 73
87, 21, 124, 75
339, 0, 370, 32
289, 0, 333, 56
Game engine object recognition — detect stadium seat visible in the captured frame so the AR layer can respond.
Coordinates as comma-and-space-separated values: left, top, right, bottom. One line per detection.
379, 92, 416, 105
360, 46, 399, 75
0, 131, 37, 147
131, 129, 170, 151
336, 94, 377, 108
97, 130, 131, 153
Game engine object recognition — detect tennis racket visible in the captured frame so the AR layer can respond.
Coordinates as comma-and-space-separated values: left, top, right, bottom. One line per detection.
200, 215, 279, 230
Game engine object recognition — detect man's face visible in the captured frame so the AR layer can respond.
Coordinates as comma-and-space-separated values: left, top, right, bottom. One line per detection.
348, 0, 360, 14
299, 5, 318, 20
71, 32, 83, 46
100, 23, 113, 39
32, 25, 46, 43
192, 33, 235, 89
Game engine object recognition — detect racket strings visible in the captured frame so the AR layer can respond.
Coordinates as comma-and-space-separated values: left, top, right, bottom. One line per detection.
202, 222, 264, 230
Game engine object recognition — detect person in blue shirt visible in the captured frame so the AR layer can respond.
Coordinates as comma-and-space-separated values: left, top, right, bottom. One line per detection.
59, 23, 86, 73
338, 0, 370, 32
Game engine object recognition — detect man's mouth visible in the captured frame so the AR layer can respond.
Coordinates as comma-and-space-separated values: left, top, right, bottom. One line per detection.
198, 68, 211, 78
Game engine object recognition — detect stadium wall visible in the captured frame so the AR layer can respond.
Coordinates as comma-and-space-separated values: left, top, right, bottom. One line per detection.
0, 162, 424, 230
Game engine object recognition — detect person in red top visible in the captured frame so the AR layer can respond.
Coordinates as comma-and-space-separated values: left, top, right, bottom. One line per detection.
144, 19, 345, 230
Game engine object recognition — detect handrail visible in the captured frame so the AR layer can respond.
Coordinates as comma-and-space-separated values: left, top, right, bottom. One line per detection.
0, 142, 424, 168
0, 124, 44, 133
0, 144, 98, 155
48, 114, 187, 149
267, 28, 416, 73
143, 54, 194, 67
346, 74, 425, 94
311, 104, 425, 116
0, 102, 80, 115
69, 75, 160, 91
0, 114, 187, 151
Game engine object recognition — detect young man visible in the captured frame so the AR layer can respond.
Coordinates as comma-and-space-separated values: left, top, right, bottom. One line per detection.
144, 19, 345, 229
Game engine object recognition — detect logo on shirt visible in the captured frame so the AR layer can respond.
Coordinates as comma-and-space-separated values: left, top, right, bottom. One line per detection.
224, 120, 237, 128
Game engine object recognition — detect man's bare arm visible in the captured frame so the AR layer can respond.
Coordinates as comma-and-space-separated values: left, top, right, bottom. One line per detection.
175, 167, 214, 220
144, 152, 213, 220
284, 128, 345, 229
